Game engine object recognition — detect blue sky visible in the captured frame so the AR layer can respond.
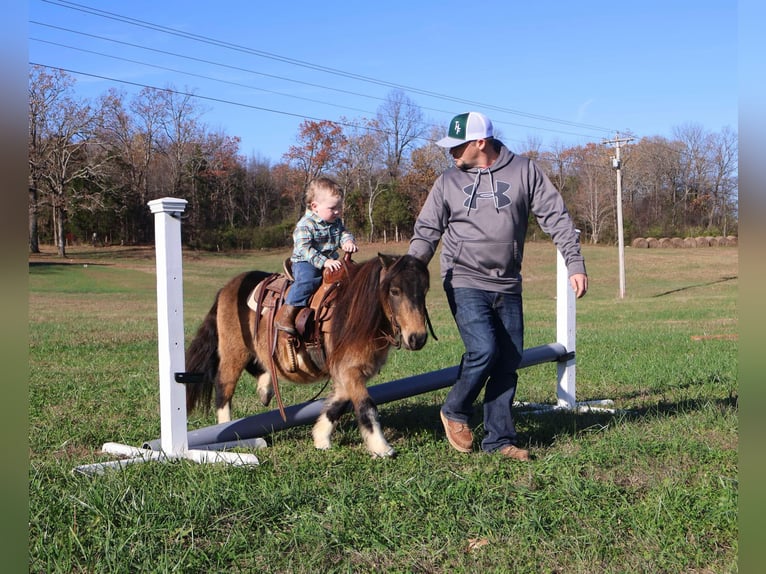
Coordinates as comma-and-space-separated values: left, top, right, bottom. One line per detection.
28, 0, 738, 163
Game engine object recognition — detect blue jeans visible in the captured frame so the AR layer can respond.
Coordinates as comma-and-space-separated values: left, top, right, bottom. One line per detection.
285, 261, 323, 306
443, 285, 524, 452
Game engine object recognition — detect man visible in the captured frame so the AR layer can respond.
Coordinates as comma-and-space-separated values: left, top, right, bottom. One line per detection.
408, 112, 588, 461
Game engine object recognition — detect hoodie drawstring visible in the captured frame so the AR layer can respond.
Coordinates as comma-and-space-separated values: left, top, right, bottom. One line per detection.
466, 168, 495, 215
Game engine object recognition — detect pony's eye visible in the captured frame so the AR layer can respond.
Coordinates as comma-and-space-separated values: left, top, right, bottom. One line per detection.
390, 287, 401, 297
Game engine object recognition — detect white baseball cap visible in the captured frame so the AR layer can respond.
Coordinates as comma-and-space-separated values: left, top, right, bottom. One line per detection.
436, 112, 494, 148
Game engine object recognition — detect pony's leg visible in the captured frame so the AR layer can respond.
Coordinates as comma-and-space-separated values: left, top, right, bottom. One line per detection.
317, 373, 394, 457
215, 349, 250, 424
256, 372, 273, 406
352, 392, 395, 458
312, 389, 346, 450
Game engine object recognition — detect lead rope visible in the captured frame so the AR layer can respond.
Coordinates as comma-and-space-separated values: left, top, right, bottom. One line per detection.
425, 306, 438, 341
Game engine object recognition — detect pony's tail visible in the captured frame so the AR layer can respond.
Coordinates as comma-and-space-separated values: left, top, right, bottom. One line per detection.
185, 297, 220, 414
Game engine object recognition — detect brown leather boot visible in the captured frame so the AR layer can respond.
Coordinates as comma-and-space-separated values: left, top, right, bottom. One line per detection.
275, 304, 301, 336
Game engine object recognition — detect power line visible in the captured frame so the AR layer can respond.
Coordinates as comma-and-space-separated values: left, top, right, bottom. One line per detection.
37, 0, 617, 136
30, 37, 376, 117
29, 21, 608, 143
31, 61, 618, 177
31, 60, 618, 173
29, 62, 400, 136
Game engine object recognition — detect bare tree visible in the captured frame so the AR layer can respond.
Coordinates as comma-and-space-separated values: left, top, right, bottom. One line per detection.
706, 126, 738, 235
520, 134, 543, 161
28, 65, 102, 256
198, 131, 244, 228
29, 65, 74, 253
621, 136, 681, 235
156, 87, 205, 197
128, 88, 167, 206
245, 154, 279, 227
376, 90, 427, 180
95, 88, 150, 243
336, 118, 387, 240
673, 123, 713, 230
570, 143, 614, 244
400, 125, 451, 215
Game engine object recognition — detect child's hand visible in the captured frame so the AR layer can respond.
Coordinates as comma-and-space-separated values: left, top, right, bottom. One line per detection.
341, 240, 358, 253
324, 258, 342, 271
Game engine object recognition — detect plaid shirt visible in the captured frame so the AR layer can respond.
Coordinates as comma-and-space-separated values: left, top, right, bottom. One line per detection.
290, 210, 355, 269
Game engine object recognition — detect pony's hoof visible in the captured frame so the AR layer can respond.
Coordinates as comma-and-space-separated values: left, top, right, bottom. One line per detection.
372, 447, 396, 459
314, 441, 331, 451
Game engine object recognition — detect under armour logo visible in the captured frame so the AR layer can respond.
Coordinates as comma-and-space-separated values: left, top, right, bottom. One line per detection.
463, 181, 512, 209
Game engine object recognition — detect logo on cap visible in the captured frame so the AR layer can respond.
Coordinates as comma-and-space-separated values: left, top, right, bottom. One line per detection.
448, 113, 469, 140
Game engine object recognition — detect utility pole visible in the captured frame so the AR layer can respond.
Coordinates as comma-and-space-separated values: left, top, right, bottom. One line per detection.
603, 134, 634, 299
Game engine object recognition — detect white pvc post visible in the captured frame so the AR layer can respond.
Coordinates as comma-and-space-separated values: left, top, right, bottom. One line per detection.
556, 246, 576, 407
74, 198, 260, 475
148, 197, 189, 455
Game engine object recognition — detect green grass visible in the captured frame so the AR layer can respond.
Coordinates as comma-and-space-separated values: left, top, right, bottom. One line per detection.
29, 242, 738, 573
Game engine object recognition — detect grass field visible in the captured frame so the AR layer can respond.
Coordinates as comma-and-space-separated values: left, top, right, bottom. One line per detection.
29, 241, 738, 573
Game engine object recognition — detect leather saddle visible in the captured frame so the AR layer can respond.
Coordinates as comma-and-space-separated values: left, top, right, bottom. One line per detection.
246, 253, 358, 365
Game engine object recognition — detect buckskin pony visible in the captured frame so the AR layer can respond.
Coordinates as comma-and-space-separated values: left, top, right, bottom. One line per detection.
184, 253, 431, 457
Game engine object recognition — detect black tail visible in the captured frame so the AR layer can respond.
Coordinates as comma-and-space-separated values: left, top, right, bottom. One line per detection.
185, 297, 220, 414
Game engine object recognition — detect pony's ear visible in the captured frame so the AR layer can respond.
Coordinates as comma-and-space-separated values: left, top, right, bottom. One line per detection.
377, 253, 398, 269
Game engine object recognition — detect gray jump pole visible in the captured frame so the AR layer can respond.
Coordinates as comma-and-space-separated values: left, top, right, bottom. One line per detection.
144, 342, 572, 451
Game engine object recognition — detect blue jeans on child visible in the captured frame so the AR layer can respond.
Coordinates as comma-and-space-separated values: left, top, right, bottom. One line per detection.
285, 261, 323, 306
442, 285, 524, 453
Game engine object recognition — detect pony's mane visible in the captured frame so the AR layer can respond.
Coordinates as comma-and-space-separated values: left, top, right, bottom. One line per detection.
328, 256, 386, 358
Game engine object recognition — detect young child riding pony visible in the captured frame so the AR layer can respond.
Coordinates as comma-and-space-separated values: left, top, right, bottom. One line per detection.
275, 177, 358, 335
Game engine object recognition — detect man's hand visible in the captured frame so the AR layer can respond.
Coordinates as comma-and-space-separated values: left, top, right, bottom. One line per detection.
569, 273, 588, 298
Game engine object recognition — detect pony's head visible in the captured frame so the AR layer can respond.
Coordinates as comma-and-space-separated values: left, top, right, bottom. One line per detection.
378, 253, 430, 350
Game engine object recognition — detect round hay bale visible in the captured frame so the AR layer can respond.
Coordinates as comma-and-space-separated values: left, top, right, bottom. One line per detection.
695, 236, 710, 247
726, 235, 738, 246
647, 237, 660, 248
709, 236, 721, 247
631, 237, 649, 248
659, 237, 672, 247
670, 237, 684, 248
683, 237, 696, 248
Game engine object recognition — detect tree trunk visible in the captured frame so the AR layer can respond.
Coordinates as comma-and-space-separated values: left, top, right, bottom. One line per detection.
28, 185, 40, 253
54, 203, 67, 258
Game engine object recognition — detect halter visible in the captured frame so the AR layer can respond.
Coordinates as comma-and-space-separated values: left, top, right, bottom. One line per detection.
379, 257, 404, 349
377, 256, 438, 349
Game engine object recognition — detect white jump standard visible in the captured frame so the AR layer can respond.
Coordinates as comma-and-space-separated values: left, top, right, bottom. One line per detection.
74, 198, 261, 475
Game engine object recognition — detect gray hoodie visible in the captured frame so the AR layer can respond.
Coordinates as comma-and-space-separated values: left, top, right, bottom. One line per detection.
408, 141, 586, 294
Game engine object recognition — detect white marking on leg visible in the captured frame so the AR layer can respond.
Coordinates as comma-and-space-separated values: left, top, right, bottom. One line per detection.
256, 372, 273, 406
216, 403, 231, 424
361, 413, 394, 458
312, 414, 336, 450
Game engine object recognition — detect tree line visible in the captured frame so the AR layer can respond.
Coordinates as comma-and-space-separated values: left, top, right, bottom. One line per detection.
28, 65, 738, 257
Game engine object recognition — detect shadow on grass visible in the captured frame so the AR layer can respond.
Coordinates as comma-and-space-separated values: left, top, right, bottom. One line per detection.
28, 246, 155, 266
29, 261, 110, 268
380, 391, 738, 449
652, 275, 737, 297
